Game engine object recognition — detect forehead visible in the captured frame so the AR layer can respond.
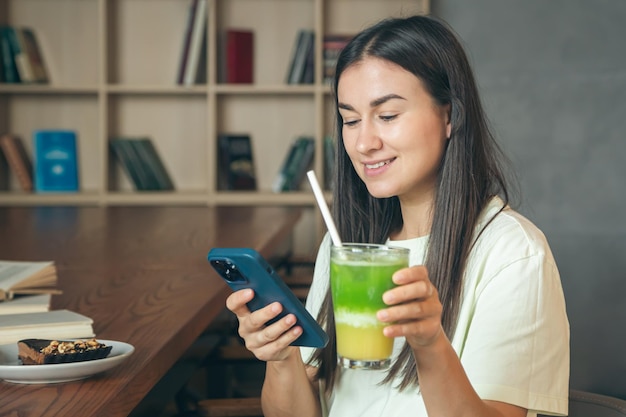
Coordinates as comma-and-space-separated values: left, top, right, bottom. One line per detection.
337, 57, 424, 103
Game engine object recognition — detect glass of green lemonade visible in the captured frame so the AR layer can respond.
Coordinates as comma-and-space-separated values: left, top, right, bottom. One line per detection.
330, 243, 410, 370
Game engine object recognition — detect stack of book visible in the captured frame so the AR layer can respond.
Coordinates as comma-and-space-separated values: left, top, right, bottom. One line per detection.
0, 261, 95, 344
110, 137, 175, 191
0, 25, 49, 84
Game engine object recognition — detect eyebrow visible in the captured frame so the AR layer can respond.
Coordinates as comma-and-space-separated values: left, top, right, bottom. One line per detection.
338, 93, 407, 111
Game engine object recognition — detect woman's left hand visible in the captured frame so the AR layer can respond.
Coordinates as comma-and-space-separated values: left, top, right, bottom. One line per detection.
376, 265, 444, 349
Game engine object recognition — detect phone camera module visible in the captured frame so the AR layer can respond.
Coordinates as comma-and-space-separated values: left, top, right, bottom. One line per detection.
211, 259, 247, 283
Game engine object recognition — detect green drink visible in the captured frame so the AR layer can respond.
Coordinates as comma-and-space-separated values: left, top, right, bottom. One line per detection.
330, 244, 409, 369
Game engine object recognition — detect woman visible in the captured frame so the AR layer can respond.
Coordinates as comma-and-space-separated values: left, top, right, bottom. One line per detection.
226, 15, 569, 417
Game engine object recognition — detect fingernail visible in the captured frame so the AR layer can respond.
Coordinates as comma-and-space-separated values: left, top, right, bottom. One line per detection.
383, 292, 394, 304
377, 310, 388, 321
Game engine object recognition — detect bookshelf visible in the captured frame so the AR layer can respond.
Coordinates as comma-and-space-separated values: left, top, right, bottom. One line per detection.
0, 0, 430, 253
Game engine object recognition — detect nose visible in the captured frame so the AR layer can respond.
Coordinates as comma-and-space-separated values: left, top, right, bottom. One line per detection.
355, 120, 383, 154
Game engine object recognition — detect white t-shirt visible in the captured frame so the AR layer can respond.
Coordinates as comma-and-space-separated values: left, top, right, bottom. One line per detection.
301, 197, 570, 417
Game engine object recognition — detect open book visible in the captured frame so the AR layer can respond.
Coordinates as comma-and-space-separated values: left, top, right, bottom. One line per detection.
0, 260, 60, 301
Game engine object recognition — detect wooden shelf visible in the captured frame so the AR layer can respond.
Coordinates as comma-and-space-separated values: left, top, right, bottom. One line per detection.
0, 0, 429, 251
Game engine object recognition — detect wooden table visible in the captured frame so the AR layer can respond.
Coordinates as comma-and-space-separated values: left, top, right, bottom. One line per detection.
0, 205, 302, 417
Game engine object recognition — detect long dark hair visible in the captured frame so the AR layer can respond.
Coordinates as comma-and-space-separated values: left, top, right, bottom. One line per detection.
310, 15, 513, 392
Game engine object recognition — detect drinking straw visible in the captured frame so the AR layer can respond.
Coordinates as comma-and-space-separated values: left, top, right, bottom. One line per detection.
306, 170, 343, 247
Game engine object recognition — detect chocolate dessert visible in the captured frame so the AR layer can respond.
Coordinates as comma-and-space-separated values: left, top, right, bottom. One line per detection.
18, 338, 112, 365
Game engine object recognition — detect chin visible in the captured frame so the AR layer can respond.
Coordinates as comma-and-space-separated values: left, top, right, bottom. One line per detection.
365, 184, 398, 200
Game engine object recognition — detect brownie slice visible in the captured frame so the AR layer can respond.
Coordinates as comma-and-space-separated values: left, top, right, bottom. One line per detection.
18, 338, 112, 365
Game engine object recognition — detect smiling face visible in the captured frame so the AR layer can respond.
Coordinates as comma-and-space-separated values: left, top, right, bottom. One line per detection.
337, 57, 451, 207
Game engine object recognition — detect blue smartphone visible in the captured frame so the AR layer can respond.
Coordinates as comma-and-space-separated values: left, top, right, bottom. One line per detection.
208, 247, 328, 348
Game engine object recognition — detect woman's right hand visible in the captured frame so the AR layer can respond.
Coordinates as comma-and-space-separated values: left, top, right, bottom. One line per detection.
226, 288, 303, 362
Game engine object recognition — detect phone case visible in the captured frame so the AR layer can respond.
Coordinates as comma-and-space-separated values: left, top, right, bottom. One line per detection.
207, 247, 328, 348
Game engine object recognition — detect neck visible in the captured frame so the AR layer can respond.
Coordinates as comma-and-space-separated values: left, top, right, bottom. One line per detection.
391, 194, 434, 240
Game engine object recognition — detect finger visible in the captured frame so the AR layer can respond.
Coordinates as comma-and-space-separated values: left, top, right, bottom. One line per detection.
225, 288, 254, 315
244, 301, 284, 333
377, 299, 442, 323
392, 265, 429, 285
383, 280, 434, 305
248, 314, 304, 353
383, 319, 443, 343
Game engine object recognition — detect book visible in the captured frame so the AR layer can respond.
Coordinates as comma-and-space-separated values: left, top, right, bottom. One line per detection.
0, 134, 34, 191
0, 260, 59, 302
176, 0, 199, 85
110, 137, 174, 191
272, 139, 300, 192
0, 294, 51, 315
182, 0, 207, 85
286, 136, 314, 191
273, 136, 314, 192
323, 34, 352, 84
0, 32, 5, 82
220, 29, 254, 84
217, 134, 257, 191
0, 309, 95, 345
323, 135, 335, 189
286, 29, 314, 85
301, 31, 316, 84
132, 138, 175, 191
0, 143, 8, 190
110, 138, 144, 191
0, 26, 20, 83
2, 25, 35, 83
19, 27, 49, 83
33, 130, 79, 192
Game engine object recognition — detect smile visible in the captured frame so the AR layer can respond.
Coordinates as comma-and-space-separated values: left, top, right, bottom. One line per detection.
365, 158, 394, 169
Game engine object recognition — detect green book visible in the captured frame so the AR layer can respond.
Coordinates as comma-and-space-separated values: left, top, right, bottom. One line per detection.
281, 136, 314, 192
272, 139, 300, 192
0, 26, 20, 83
110, 138, 150, 191
133, 138, 174, 191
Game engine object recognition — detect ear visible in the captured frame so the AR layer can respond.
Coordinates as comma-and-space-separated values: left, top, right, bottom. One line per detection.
444, 103, 452, 139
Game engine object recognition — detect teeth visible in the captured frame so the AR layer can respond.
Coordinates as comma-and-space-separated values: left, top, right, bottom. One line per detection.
365, 160, 389, 169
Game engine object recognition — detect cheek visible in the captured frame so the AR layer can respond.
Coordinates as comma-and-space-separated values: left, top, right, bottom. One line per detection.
341, 130, 358, 157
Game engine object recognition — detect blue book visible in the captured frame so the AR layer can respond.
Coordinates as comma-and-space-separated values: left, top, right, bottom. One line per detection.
33, 130, 79, 192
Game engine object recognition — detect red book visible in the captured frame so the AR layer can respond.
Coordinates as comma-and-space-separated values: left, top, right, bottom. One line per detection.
226, 30, 254, 84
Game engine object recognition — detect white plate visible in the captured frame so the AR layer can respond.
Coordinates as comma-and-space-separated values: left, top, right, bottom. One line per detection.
0, 340, 134, 384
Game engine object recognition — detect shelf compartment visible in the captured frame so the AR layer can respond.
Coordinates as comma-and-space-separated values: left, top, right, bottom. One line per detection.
5, 0, 100, 86
106, 0, 190, 86
215, 95, 316, 193
106, 95, 208, 193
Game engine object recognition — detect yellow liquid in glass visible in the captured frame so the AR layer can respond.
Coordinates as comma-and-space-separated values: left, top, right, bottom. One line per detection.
335, 321, 393, 360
